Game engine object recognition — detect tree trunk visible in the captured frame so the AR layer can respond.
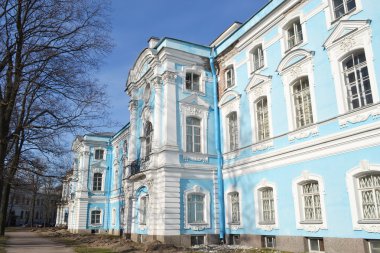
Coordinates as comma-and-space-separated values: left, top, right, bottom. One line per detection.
0, 180, 11, 236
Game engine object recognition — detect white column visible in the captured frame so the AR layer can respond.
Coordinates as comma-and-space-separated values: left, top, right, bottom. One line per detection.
128, 100, 138, 162
162, 71, 178, 148
152, 76, 162, 151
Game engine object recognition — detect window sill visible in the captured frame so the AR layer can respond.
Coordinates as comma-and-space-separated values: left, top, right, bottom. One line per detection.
300, 220, 323, 224
258, 221, 275, 225
330, 8, 358, 26
183, 152, 209, 163
358, 220, 380, 224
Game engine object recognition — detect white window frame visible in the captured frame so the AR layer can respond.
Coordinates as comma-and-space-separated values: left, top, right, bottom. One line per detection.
347, 160, 380, 232
225, 188, 243, 230
184, 185, 210, 230
251, 44, 265, 72
94, 148, 105, 160
308, 237, 325, 252
246, 74, 274, 151
325, 0, 362, 26
180, 98, 209, 159
219, 90, 241, 155
263, 235, 276, 249
277, 49, 318, 140
291, 76, 314, 129
92, 172, 103, 191
181, 66, 206, 94
368, 240, 380, 253
112, 208, 116, 225
185, 116, 202, 153
292, 171, 327, 232
90, 208, 103, 226
226, 111, 239, 152
279, 14, 308, 55
254, 179, 279, 231
255, 96, 270, 142
225, 65, 235, 89
324, 20, 378, 127
139, 194, 149, 226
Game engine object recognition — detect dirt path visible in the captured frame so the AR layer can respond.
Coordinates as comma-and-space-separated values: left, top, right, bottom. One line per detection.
5, 231, 75, 253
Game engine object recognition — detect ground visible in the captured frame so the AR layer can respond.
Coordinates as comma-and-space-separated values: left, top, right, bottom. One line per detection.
1, 228, 288, 253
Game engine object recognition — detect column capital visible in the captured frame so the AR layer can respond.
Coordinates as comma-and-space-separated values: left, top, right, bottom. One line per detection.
162, 71, 177, 85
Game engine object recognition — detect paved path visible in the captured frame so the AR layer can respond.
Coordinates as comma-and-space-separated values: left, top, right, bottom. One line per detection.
5, 231, 75, 253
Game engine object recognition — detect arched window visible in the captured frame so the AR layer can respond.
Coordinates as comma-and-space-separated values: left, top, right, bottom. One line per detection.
227, 112, 238, 151
93, 173, 102, 191
255, 97, 269, 141
342, 50, 372, 110
252, 44, 264, 71
145, 121, 153, 158
186, 117, 201, 153
187, 193, 205, 223
285, 18, 303, 50
292, 77, 313, 128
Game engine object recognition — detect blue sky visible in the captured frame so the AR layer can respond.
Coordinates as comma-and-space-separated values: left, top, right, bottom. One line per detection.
98, 0, 268, 133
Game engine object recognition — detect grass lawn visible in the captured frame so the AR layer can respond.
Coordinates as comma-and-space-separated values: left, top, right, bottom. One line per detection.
74, 246, 114, 253
0, 236, 7, 253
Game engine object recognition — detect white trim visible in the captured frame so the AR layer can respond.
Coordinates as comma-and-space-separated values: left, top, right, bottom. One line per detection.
219, 91, 241, 155
91, 170, 105, 192
324, 20, 378, 124
346, 160, 380, 233
180, 65, 207, 95
246, 74, 274, 148
224, 186, 243, 230
325, 0, 363, 29
246, 40, 268, 76
278, 50, 318, 136
292, 171, 327, 232
279, 13, 308, 56
184, 185, 211, 231
254, 179, 279, 231
138, 193, 149, 231
89, 207, 103, 227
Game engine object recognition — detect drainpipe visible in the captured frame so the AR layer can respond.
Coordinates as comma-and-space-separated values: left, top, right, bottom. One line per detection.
210, 48, 225, 243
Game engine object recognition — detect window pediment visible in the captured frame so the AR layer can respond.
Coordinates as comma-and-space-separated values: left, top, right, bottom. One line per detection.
179, 94, 210, 110
219, 90, 241, 108
324, 20, 371, 49
277, 49, 314, 73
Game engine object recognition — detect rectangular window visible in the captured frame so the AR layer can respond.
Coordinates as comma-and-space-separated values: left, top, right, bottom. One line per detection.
287, 19, 303, 50
256, 97, 270, 141
186, 72, 200, 92
260, 188, 275, 223
140, 196, 148, 225
253, 45, 264, 71
263, 236, 276, 248
333, 0, 356, 19
292, 77, 313, 128
225, 67, 235, 88
91, 210, 101, 224
186, 117, 201, 153
227, 112, 238, 151
368, 240, 380, 253
191, 235, 205, 246
93, 173, 102, 191
308, 238, 325, 252
302, 181, 322, 222
95, 149, 104, 160
358, 174, 380, 220
230, 192, 240, 224
187, 194, 205, 223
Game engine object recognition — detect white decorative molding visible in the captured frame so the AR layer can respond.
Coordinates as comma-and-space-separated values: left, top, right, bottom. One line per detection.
189, 225, 207, 231
224, 150, 239, 161
339, 36, 357, 54
292, 171, 327, 232
254, 179, 279, 231
288, 124, 319, 142
347, 161, 380, 233
162, 71, 177, 84
229, 224, 243, 231
258, 224, 276, 231
183, 185, 211, 230
252, 139, 274, 152
339, 105, 380, 128
183, 153, 209, 163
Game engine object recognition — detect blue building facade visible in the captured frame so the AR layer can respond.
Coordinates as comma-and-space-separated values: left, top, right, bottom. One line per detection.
56, 0, 380, 252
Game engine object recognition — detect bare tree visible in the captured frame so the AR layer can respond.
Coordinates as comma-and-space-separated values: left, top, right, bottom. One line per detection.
0, 0, 112, 235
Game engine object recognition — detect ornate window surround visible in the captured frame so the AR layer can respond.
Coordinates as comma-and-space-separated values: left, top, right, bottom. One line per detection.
219, 90, 241, 156
89, 207, 103, 227
225, 186, 243, 231
246, 74, 274, 151
179, 95, 209, 162
180, 65, 207, 95
279, 13, 308, 55
254, 179, 279, 231
346, 160, 380, 233
225, 65, 236, 89
184, 185, 211, 231
323, 20, 379, 128
277, 49, 319, 141
292, 171, 327, 232
91, 167, 105, 193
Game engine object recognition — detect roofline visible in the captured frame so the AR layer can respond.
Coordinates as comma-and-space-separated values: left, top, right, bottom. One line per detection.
154, 37, 211, 51
112, 122, 130, 140
209, 21, 242, 46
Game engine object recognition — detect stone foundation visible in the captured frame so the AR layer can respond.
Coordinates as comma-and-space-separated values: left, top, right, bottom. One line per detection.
128, 233, 219, 247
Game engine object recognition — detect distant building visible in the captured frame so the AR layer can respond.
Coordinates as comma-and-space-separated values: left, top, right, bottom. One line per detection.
60, 0, 380, 252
